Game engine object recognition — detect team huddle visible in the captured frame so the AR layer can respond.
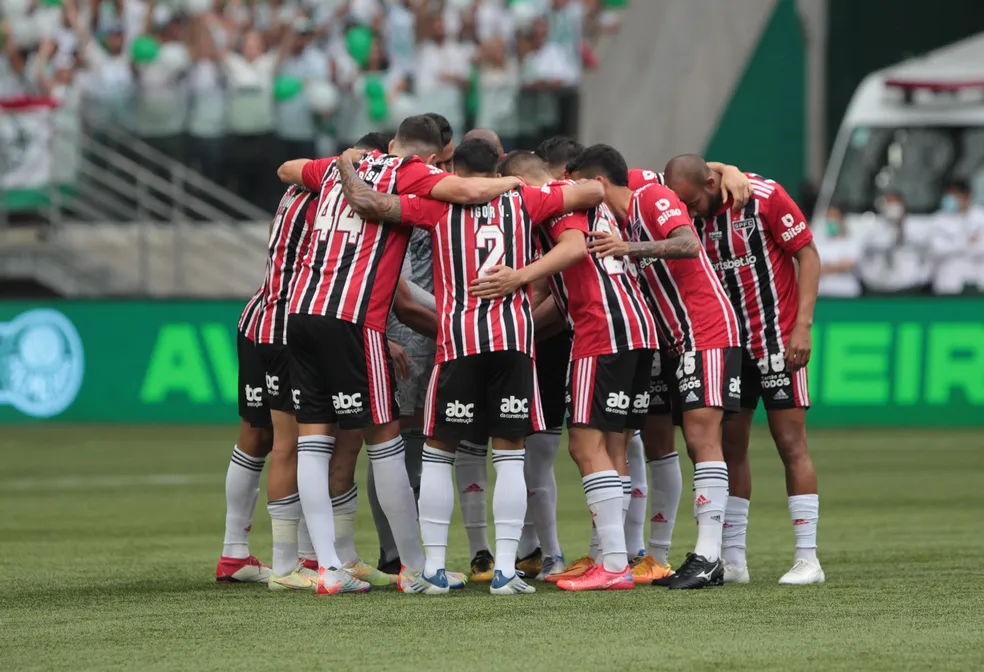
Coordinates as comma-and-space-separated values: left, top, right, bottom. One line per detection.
216, 112, 825, 595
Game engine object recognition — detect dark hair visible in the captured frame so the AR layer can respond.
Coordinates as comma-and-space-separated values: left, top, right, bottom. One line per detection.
535, 136, 584, 167
946, 178, 971, 195
566, 144, 629, 187
452, 138, 500, 175
499, 150, 548, 178
422, 112, 454, 148
354, 132, 393, 153
395, 115, 444, 154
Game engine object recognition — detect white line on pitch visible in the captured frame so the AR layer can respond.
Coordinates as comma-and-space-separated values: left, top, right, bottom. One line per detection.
1, 474, 221, 491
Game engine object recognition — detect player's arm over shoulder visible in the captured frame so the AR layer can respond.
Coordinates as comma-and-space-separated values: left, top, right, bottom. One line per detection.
428, 172, 524, 204
279, 157, 332, 190
523, 181, 604, 223
623, 187, 700, 259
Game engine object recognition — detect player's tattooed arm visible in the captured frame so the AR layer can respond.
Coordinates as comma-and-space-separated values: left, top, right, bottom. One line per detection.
590, 226, 699, 259
336, 149, 404, 224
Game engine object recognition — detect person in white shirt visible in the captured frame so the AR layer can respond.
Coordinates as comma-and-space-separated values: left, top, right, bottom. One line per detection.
519, 17, 578, 148
414, 12, 474, 141
475, 35, 519, 150
816, 204, 861, 297
133, 14, 191, 167
930, 179, 984, 294
385, 0, 417, 77
859, 192, 932, 294
275, 22, 327, 166
186, 14, 228, 187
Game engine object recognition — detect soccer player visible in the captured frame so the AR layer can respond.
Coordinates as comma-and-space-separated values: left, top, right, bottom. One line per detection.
495, 150, 660, 591
573, 144, 742, 590
277, 115, 523, 595
215, 295, 273, 584
663, 155, 824, 585
336, 137, 604, 594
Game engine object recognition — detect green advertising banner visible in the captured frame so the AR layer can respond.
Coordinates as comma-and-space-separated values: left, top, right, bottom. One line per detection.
0, 298, 982, 426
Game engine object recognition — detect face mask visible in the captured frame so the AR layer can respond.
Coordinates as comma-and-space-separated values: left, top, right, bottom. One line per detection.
881, 202, 904, 221
940, 194, 961, 214
826, 219, 840, 237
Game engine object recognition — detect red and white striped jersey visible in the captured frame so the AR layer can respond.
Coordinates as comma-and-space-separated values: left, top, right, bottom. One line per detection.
537, 181, 658, 359
288, 151, 449, 332
628, 183, 740, 355
250, 186, 317, 345
695, 174, 813, 359
399, 185, 567, 363
628, 168, 664, 191
238, 289, 263, 338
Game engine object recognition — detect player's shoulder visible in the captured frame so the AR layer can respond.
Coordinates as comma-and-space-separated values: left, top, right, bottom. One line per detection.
745, 173, 784, 201
636, 182, 679, 207
629, 168, 664, 190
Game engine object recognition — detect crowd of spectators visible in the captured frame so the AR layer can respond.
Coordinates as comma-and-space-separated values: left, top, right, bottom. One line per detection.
1, 0, 622, 211
815, 180, 984, 296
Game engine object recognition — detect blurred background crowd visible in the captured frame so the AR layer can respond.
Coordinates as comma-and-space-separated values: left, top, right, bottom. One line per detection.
1, 0, 621, 212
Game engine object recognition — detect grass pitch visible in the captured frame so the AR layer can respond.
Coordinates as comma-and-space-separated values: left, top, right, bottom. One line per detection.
1, 426, 983, 671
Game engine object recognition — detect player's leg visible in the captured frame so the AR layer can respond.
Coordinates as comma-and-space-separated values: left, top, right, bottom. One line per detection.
666, 348, 738, 590
289, 315, 367, 595
456, 438, 492, 580
764, 364, 823, 585
345, 325, 427, 584
555, 353, 636, 592
217, 332, 273, 584
625, 430, 648, 561
721, 408, 754, 584
524, 428, 563, 579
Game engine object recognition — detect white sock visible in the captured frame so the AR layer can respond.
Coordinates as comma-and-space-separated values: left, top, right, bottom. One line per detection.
367, 436, 425, 571
455, 441, 490, 558
583, 470, 627, 573
693, 461, 728, 562
589, 524, 601, 561
789, 494, 819, 563
297, 517, 316, 562
419, 446, 455, 577
268, 493, 301, 576
646, 452, 681, 565
625, 432, 648, 556
722, 496, 750, 567
222, 445, 265, 559
297, 435, 341, 569
331, 485, 359, 565
524, 430, 562, 557
491, 449, 527, 579
620, 475, 632, 526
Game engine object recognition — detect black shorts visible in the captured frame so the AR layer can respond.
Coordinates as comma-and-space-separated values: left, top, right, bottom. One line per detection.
649, 347, 742, 424
567, 349, 653, 432
423, 350, 545, 445
255, 342, 296, 414
238, 330, 271, 428
287, 314, 398, 429
536, 330, 572, 429
740, 350, 811, 411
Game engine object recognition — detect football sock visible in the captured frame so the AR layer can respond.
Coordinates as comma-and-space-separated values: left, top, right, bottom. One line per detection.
456, 441, 490, 558
366, 461, 399, 567
222, 445, 265, 559
367, 436, 425, 571
589, 525, 601, 562
625, 432, 648, 555
583, 470, 628, 573
620, 475, 632, 526
789, 494, 820, 563
331, 485, 359, 565
297, 517, 316, 562
492, 449, 527, 578
693, 461, 729, 562
268, 493, 301, 576
722, 496, 750, 567
418, 446, 455, 576
297, 435, 341, 569
524, 430, 562, 557
646, 452, 681, 565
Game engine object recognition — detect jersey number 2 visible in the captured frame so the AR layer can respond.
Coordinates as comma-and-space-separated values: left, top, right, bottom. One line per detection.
476, 223, 505, 276
314, 183, 363, 245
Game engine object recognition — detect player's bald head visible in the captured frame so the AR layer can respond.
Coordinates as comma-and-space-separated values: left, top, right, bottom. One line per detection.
499, 150, 552, 186
462, 128, 504, 156
664, 154, 722, 218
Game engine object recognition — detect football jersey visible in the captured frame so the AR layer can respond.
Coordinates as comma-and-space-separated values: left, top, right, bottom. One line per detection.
288, 151, 449, 332
251, 186, 317, 345
536, 181, 658, 359
399, 185, 568, 363
628, 183, 740, 355
695, 174, 813, 358
628, 168, 664, 191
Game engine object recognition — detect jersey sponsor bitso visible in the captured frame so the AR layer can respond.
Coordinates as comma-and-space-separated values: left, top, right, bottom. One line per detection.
696, 174, 813, 358
536, 181, 658, 359
252, 186, 316, 345
400, 185, 568, 363
628, 168, 665, 191
288, 151, 448, 331
628, 184, 740, 355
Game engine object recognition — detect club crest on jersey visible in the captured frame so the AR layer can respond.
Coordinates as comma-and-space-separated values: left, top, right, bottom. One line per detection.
731, 218, 757, 242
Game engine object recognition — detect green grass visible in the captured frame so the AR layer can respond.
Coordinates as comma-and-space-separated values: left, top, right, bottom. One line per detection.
1, 427, 983, 671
